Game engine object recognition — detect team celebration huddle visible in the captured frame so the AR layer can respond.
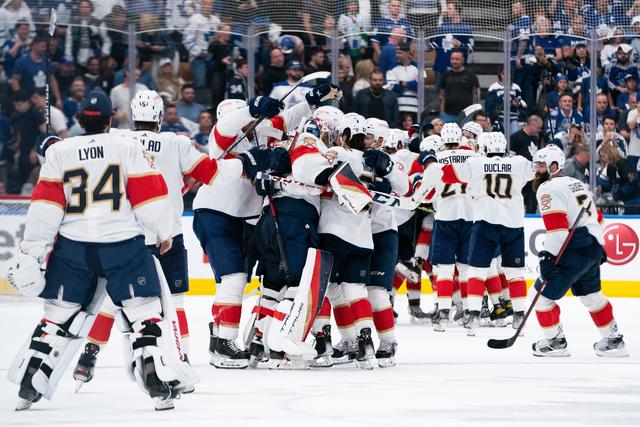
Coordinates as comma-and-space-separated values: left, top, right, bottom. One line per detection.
6, 77, 629, 412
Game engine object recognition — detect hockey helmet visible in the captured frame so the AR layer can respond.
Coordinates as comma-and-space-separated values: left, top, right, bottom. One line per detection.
312, 106, 344, 146
484, 132, 508, 155
462, 121, 483, 139
382, 128, 407, 151
366, 117, 390, 145
441, 122, 462, 146
130, 90, 164, 125
475, 132, 492, 155
216, 98, 247, 121
419, 134, 443, 153
338, 113, 367, 138
534, 145, 565, 173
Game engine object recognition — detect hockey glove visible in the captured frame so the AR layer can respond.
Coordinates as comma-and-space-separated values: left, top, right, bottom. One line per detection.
239, 146, 272, 181
418, 150, 437, 166
305, 84, 343, 108
408, 136, 421, 153
368, 178, 392, 194
363, 150, 393, 176
539, 251, 560, 282
8, 243, 47, 297
254, 173, 278, 197
248, 96, 284, 119
269, 147, 292, 175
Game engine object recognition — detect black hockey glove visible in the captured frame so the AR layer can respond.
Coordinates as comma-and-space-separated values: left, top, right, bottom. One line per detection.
363, 150, 393, 177
418, 150, 437, 166
539, 251, 560, 282
269, 147, 292, 175
248, 96, 284, 119
305, 83, 343, 108
408, 136, 421, 153
367, 178, 392, 194
239, 146, 272, 181
254, 173, 278, 197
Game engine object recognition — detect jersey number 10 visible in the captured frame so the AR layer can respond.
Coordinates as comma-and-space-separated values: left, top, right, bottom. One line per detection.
63, 165, 123, 214
484, 173, 513, 199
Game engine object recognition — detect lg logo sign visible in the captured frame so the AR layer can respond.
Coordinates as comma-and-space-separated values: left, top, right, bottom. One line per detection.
603, 223, 639, 266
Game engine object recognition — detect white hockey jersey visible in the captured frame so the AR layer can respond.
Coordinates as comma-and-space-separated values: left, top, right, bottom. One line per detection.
371, 160, 410, 234
27, 132, 172, 249
427, 155, 534, 228
123, 129, 244, 244
392, 149, 422, 226
432, 148, 478, 222
536, 176, 604, 256
318, 146, 373, 249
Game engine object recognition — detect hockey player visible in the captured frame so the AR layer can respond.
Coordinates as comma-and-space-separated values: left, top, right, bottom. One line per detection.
417, 132, 533, 336
426, 123, 478, 332
72, 90, 262, 385
531, 146, 628, 357
7, 92, 193, 410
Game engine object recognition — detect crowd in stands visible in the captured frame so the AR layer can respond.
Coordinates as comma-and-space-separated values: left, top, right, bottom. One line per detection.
0, 0, 640, 214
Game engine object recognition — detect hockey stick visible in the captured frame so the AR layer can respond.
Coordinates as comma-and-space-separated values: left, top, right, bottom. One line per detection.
266, 192, 290, 282
487, 202, 591, 350
456, 103, 482, 127
44, 8, 57, 133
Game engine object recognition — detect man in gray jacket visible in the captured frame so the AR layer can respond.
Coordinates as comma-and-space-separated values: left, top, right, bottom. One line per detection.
352, 70, 401, 128
563, 144, 590, 183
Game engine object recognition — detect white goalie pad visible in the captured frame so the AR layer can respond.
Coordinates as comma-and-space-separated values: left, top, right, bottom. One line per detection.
329, 162, 372, 214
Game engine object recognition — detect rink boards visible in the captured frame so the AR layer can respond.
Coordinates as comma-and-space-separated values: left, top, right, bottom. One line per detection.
1, 213, 639, 297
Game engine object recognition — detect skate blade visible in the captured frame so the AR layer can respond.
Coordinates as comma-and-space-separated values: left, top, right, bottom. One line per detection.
409, 317, 429, 325
210, 355, 249, 369
15, 398, 35, 411
376, 357, 396, 368
465, 328, 476, 337
493, 320, 507, 328
533, 349, 571, 357
267, 360, 309, 370
248, 356, 261, 369
310, 355, 334, 368
595, 347, 629, 358
181, 385, 195, 394
153, 397, 175, 411
355, 359, 375, 370
74, 380, 85, 393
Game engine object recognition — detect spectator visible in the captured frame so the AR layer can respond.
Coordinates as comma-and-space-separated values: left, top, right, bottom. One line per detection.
277, 35, 304, 62
352, 59, 374, 97
566, 43, 590, 97
270, 60, 310, 109
352, 69, 400, 128
138, 12, 176, 76
587, 0, 624, 32
531, 45, 562, 111
631, 15, 640, 63
510, 114, 543, 161
261, 48, 286, 96
563, 144, 590, 184
607, 44, 639, 99
596, 115, 628, 158
338, 0, 368, 62
386, 42, 420, 118
563, 124, 588, 158
533, 17, 561, 61
439, 50, 480, 123
407, 0, 440, 36
337, 54, 354, 113
557, 15, 588, 49
431, 117, 444, 135
600, 27, 626, 68
616, 74, 638, 111
618, 91, 637, 140
2, 21, 30, 78
371, 0, 413, 62
472, 110, 491, 132
110, 68, 149, 128
208, 23, 234, 109
546, 74, 571, 113
82, 56, 111, 95
577, 62, 609, 114
103, 5, 128, 67
305, 46, 328, 75
55, 57, 77, 99
12, 90, 45, 186
301, 0, 330, 46
155, 57, 183, 102
596, 141, 626, 211
431, 0, 474, 93
586, 93, 616, 134
161, 104, 190, 135
0, 105, 12, 187
192, 110, 214, 153
63, 77, 85, 129
511, 0, 535, 110
400, 112, 415, 131
183, 0, 221, 90
551, 0, 581, 34
226, 58, 248, 100
0, 0, 34, 45
11, 36, 62, 107
485, 65, 527, 135
379, 27, 405, 75
31, 89, 68, 139
177, 84, 205, 123
64, 0, 110, 68
544, 94, 583, 141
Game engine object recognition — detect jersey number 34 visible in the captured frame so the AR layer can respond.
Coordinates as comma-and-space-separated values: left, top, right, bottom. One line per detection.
63, 165, 123, 214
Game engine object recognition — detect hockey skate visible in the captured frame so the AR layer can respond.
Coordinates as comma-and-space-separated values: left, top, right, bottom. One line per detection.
594, 335, 629, 357
432, 309, 450, 332
490, 299, 509, 328
267, 350, 309, 370
375, 341, 397, 368
15, 361, 42, 411
143, 357, 179, 411
464, 310, 480, 336
73, 342, 101, 392
211, 338, 250, 369
512, 311, 525, 335
479, 296, 492, 327
453, 303, 465, 325
408, 301, 430, 324
332, 338, 357, 364
310, 325, 334, 368
355, 328, 375, 370
248, 334, 265, 368
532, 335, 570, 357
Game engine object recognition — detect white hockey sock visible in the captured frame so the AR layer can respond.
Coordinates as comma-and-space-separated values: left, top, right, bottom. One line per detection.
215, 273, 246, 340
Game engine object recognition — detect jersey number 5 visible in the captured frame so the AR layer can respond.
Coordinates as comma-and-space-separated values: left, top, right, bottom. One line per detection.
484, 173, 513, 199
63, 165, 123, 214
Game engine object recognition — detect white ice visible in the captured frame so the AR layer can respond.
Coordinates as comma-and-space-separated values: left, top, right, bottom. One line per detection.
1, 294, 639, 427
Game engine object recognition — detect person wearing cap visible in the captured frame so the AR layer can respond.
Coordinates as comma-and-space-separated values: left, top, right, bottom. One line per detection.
269, 59, 311, 109
2, 20, 31, 77
607, 44, 639, 97
546, 73, 571, 113
155, 56, 183, 102
615, 74, 638, 110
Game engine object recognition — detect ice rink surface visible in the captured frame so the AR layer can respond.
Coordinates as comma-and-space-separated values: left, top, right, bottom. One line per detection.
1, 294, 639, 427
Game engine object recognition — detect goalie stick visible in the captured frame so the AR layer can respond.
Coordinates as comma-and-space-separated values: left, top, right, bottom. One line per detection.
45, 8, 57, 133
487, 202, 590, 350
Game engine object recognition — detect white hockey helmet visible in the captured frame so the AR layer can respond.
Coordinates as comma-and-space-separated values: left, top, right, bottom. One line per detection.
462, 121, 483, 139
130, 90, 164, 124
367, 118, 390, 147
534, 145, 565, 172
484, 132, 508, 155
419, 134, 443, 153
381, 128, 406, 151
338, 113, 368, 139
441, 122, 462, 146
312, 106, 344, 146
475, 132, 491, 155
216, 98, 247, 121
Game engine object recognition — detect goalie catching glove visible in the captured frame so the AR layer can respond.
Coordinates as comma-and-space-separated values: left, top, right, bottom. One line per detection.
8, 242, 48, 297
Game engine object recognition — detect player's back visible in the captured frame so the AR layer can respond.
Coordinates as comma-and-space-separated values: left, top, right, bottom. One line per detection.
434, 149, 477, 221
45, 132, 155, 243
465, 155, 533, 228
